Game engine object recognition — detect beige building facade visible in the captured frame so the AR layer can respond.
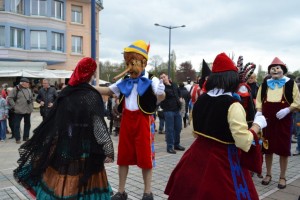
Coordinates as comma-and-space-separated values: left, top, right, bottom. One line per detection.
0, 0, 103, 74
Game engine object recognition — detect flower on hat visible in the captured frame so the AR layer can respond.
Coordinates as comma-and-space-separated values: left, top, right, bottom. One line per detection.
124, 40, 150, 60
212, 53, 237, 73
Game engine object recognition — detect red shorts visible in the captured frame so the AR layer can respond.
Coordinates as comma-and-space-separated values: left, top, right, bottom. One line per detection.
117, 108, 153, 169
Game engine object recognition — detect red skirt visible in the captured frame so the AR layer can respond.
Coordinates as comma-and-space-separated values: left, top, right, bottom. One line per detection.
165, 136, 258, 200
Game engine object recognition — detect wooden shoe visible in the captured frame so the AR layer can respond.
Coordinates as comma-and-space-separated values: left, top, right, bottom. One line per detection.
261, 175, 272, 185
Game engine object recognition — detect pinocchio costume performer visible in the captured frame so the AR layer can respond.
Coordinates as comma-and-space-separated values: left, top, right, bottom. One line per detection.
165, 53, 267, 200
109, 40, 165, 200
13, 57, 114, 199
257, 57, 300, 189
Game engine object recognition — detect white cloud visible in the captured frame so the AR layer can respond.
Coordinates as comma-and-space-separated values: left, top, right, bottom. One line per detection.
99, 0, 300, 73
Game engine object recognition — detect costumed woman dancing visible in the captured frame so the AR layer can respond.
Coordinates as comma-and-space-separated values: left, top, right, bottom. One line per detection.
13, 57, 114, 199
164, 53, 267, 200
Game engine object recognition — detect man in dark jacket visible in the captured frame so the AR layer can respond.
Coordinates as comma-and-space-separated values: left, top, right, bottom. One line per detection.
160, 72, 185, 154
36, 79, 57, 121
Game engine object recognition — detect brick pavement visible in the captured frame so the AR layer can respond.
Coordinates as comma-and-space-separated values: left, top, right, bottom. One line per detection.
0, 110, 299, 200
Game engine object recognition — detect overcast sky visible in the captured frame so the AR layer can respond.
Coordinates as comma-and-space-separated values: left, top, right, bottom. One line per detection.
99, 0, 300, 73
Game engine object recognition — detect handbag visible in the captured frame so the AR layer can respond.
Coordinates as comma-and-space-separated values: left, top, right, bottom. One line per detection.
240, 129, 263, 174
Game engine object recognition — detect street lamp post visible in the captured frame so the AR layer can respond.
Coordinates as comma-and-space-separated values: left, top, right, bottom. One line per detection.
154, 23, 186, 78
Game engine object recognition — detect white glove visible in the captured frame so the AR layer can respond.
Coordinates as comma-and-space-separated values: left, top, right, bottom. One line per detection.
253, 115, 267, 129
255, 111, 262, 118
156, 79, 165, 96
276, 107, 290, 120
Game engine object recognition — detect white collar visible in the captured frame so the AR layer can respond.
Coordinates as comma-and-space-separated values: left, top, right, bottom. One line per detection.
207, 88, 232, 97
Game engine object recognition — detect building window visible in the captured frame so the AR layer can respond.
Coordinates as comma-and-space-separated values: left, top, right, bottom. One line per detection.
0, 0, 5, 11
0, 26, 5, 46
72, 36, 82, 54
10, 0, 24, 14
31, 0, 47, 16
52, 1, 63, 20
10, 27, 24, 48
71, 5, 82, 24
52, 32, 63, 51
31, 31, 47, 50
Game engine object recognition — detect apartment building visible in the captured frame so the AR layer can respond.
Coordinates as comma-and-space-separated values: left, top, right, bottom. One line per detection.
0, 0, 103, 78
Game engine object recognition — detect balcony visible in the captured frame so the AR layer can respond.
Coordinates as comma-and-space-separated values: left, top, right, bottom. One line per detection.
96, 0, 104, 9
0, 48, 67, 65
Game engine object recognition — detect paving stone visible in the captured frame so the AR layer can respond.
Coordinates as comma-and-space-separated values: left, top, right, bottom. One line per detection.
0, 111, 300, 200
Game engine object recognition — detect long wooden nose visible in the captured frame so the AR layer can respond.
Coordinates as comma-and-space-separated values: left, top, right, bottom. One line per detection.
112, 67, 131, 81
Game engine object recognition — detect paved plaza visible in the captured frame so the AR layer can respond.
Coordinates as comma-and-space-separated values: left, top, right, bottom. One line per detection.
0, 110, 299, 200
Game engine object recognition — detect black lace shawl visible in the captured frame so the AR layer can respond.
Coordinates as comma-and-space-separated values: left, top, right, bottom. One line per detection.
14, 83, 114, 189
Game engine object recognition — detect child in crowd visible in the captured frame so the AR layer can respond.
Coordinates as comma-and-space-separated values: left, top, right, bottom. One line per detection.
0, 94, 8, 141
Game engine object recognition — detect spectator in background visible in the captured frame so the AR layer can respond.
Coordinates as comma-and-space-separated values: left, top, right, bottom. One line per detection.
36, 79, 58, 121
160, 72, 184, 154
293, 77, 300, 156
0, 93, 8, 142
157, 105, 165, 134
188, 76, 200, 124
6, 87, 15, 139
247, 73, 260, 102
184, 77, 192, 92
107, 94, 114, 135
2, 83, 10, 134
111, 97, 121, 136
7, 77, 34, 144
1, 83, 8, 99
179, 83, 191, 128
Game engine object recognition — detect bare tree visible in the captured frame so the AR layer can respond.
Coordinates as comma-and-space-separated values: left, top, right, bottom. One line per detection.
149, 55, 163, 68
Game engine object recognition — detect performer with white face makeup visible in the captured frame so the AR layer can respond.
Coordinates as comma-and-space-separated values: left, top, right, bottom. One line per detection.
257, 57, 300, 189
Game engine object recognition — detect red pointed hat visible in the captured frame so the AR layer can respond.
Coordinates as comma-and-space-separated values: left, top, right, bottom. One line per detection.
69, 57, 97, 86
268, 57, 287, 74
212, 53, 237, 73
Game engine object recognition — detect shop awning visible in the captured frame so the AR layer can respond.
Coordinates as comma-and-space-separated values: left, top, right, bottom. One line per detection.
0, 62, 73, 78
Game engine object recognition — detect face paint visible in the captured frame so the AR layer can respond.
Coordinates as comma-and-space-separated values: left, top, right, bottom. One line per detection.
270, 65, 284, 79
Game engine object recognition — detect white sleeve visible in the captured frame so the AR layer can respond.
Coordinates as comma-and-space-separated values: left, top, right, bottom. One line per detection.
228, 102, 254, 152
108, 78, 122, 97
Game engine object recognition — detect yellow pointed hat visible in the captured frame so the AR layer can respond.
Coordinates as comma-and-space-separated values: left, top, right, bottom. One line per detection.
124, 40, 150, 60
